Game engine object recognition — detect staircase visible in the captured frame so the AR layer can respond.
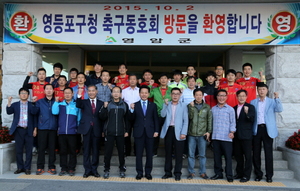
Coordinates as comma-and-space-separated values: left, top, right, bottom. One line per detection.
10, 146, 294, 179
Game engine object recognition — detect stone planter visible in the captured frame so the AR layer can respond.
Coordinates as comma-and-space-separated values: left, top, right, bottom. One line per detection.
278, 146, 300, 181
0, 142, 15, 174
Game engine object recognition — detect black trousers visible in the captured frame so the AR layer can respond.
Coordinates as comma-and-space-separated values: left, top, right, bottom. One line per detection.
164, 126, 185, 176
233, 138, 252, 179
212, 140, 233, 178
14, 127, 34, 170
135, 131, 154, 175
253, 125, 274, 178
124, 119, 134, 156
82, 127, 100, 174
153, 117, 165, 155
58, 134, 77, 171
37, 130, 57, 169
104, 135, 126, 172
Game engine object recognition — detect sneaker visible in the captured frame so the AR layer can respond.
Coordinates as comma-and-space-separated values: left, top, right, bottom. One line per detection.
200, 173, 209, 179
36, 169, 45, 175
48, 169, 57, 175
120, 171, 126, 178
59, 171, 67, 176
68, 170, 75, 176
187, 173, 195, 180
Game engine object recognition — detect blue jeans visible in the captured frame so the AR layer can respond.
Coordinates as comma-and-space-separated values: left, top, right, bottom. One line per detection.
188, 135, 207, 175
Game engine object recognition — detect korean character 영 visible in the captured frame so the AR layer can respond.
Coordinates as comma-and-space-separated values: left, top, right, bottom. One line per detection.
239, 14, 249, 34
137, 14, 147, 33
215, 14, 225, 34
88, 14, 97, 34
149, 14, 159, 34
227, 14, 238, 34
103, 14, 113, 34
187, 14, 198, 34
175, 15, 186, 34
53, 14, 63, 34
126, 14, 136, 34
203, 14, 214, 34
164, 14, 175, 34
43, 14, 52, 33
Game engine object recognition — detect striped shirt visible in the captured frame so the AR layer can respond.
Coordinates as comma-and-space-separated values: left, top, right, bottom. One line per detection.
18, 101, 28, 128
211, 103, 236, 142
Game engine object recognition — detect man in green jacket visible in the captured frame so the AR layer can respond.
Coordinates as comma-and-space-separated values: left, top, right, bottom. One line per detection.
187, 88, 212, 180
149, 73, 172, 156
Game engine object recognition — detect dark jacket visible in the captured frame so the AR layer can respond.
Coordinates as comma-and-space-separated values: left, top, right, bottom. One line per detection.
100, 100, 129, 137
233, 102, 255, 140
201, 83, 218, 108
32, 97, 58, 130
6, 101, 35, 136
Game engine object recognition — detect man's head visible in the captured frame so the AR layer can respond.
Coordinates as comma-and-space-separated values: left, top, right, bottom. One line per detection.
142, 69, 153, 82
186, 65, 196, 76
101, 70, 110, 83
171, 87, 182, 103
236, 89, 248, 104
158, 73, 169, 86
63, 87, 74, 102
173, 70, 183, 83
216, 89, 227, 105
69, 68, 78, 80
94, 62, 103, 74
118, 64, 128, 75
187, 76, 196, 89
19, 88, 30, 101
58, 75, 67, 87
111, 86, 122, 100
37, 68, 46, 82
236, 71, 243, 81
53, 63, 63, 76
193, 88, 204, 103
44, 84, 54, 97
77, 72, 86, 85
139, 85, 150, 101
87, 85, 98, 99
215, 64, 224, 77
206, 71, 217, 84
242, 63, 253, 78
257, 82, 268, 98
129, 74, 138, 87
225, 69, 236, 83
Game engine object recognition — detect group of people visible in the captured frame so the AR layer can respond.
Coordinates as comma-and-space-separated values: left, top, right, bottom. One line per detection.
7, 61, 282, 183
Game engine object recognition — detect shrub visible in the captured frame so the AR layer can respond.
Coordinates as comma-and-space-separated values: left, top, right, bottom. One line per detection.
286, 129, 300, 151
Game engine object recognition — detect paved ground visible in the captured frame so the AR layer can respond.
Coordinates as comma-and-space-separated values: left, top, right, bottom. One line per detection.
1, 171, 300, 191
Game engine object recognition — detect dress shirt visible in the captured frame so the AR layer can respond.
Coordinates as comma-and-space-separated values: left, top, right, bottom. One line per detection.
237, 104, 244, 118
96, 83, 114, 102
89, 98, 97, 107
181, 88, 195, 105
169, 102, 178, 126
122, 86, 140, 106
18, 101, 28, 127
257, 97, 266, 124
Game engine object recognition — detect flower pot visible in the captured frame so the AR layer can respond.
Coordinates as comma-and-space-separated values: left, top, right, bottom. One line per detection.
278, 146, 300, 181
0, 142, 15, 174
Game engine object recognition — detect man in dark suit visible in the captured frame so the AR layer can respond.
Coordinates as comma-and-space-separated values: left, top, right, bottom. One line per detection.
130, 85, 159, 180
233, 89, 255, 183
6, 88, 36, 175
76, 85, 104, 178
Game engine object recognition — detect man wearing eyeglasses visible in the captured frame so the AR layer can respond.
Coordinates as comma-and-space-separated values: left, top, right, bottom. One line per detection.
210, 89, 236, 182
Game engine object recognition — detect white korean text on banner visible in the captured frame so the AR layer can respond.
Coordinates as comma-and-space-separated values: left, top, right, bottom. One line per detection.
4, 3, 300, 45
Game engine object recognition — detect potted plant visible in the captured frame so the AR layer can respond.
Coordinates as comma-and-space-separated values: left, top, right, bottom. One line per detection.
278, 129, 300, 181
0, 125, 15, 175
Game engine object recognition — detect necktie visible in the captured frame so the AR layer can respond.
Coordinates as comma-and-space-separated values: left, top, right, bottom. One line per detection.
92, 100, 96, 114
142, 101, 146, 116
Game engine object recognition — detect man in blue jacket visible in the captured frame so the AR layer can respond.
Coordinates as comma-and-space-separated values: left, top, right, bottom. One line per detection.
52, 87, 81, 176
6, 88, 36, 175
160, 87, 188, 181
32, 84, 58, 175
250, 82, 283, 183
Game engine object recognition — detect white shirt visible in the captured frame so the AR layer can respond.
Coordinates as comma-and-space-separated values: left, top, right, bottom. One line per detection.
257, 97, 266, 124
122, 86, 140, 106
181, 88, 195, 105
89, 98, 97, 107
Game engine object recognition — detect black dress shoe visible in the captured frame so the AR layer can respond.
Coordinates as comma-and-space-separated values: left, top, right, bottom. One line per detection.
210, 174, 223, 180
234, 174, 242, 179
25, 169, 31, 175
14, 169, 25, 174
162, 174, 172, 179
83, 173, 89, 178
94, 172, 100, 178
175, 175, 181, 181
240, 177, 249, 183
145, 174, 152, 180
255, 176, 262, 181
266, 177, 273, 183
136, 174, 143, 180
227, 178, 233, 182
